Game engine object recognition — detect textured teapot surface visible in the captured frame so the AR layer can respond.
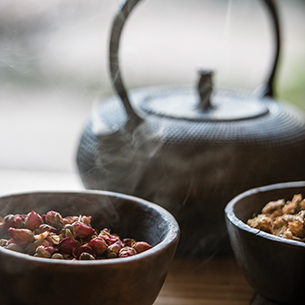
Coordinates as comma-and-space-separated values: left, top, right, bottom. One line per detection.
76, 0, 305, 256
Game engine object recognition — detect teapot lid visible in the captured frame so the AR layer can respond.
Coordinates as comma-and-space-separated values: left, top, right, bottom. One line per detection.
139, 71, 270, 121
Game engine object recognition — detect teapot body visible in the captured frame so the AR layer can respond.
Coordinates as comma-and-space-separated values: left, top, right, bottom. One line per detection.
77, 87, 305, 256
77, 0, 305, 256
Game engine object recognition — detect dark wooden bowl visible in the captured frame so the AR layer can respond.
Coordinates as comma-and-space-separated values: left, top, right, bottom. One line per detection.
0, 191, 180, 305
225, 181, 305, 305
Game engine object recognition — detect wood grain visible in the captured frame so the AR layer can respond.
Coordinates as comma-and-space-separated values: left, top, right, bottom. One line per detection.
155, 258, 254, 305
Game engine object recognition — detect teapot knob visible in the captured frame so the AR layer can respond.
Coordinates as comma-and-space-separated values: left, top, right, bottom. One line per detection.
197, 70, 214, 112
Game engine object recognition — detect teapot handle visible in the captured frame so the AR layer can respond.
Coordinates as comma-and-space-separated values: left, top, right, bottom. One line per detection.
109, 0, 281, 126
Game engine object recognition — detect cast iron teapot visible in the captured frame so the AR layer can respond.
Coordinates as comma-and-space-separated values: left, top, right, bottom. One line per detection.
77, 0, 305, 256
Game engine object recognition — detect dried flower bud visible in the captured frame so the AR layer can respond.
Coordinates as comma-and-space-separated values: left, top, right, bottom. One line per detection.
34, 246, 54, 258
79, 252, 95, 260
25, 239, 45, 255
99, 230, 120, 245
46, 233, 61, 245
107, 251, 118, 258
62, 216, 79, 226
81, 216, 91, 226
5, 243, 25, 253
107, 241, 122, 254
13, 215, 25, 228
3, 214, 15, 229
119, 246, 137, 258
25, 211, 43, 231
74, 244, 95, 259
8, 228, 34, 248
133, 241, 152, 253
89, 237, 107, 255
44, 211, 63, 230
38, 224, 58, 234
34, 231, 49, 241
72, 222, 95, 239
51, 253, 64, 259
123, 238, 136, 247
58, 237, 79, 255
63, 225, 75, 239
0, 239, 8, 247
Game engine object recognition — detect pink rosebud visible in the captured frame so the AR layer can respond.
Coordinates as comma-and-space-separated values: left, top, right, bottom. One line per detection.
41, 239, 53, 247
74, 244, 95, 259
34, 246, 54, 258
38, 224, 58, 234
25, 211, 43, 231
133, 241, 152, 253
3, 214, 15, 229
72, 222, 95, 239
81, 215, 91, 226
99, 230, 120, 245
13, 215, 25, 228
44, 211, 63, 230
62, 216, 79, 226
119, 246, 137, 258
8, 228, 34, 248
88, 237, 107, 255
123, 238, 136, 247
58, 237, 79, 255
108, 241, 122, 254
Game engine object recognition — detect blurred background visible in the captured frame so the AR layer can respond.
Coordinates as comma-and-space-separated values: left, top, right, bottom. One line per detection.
0, 0, 304, 181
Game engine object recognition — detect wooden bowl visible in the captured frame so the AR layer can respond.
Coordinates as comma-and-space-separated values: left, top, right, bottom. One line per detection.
0, 191, 180, 305
225, 181, 305, 304
225, 181, 305, 305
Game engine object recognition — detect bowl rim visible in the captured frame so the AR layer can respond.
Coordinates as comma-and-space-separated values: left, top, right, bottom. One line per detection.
225, 181, 305, 249
0, 189, 180, 265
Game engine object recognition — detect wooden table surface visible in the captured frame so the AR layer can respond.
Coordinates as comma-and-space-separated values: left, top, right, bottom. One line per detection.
0, 170, 255, 305
155, 257, 254, 305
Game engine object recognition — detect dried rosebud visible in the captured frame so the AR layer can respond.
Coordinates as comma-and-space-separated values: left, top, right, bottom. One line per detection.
5, 243, 25, 253
62, 225, 75, 239
74, 244, 95, 259
79, 252, 95, 260
25, 211, 43, 231
3, 214, 15, 229
44, 211, 63, 230
38, 224, 58, 234
72, 222, 95, 239
107, 241, 122, 254
34, 246, 54, 258
107, 251, 118, 258
81, 216, 91, 226
106, 241, 122, 258
0, 239, 8, 247
119, 246, 137, 258
13, 215, 25, 228
133, 241, 152, 253
34, 231, 49, 241
51, 253, 64, 259
88, 237, 107, 255
62, 216, 79, 226
46, 233, 61, 246
123, 238, 136, 247
8, 228, 34, 248
99, 230, 120, 245
25, 239, 45, 255
58, 237, 79, 255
